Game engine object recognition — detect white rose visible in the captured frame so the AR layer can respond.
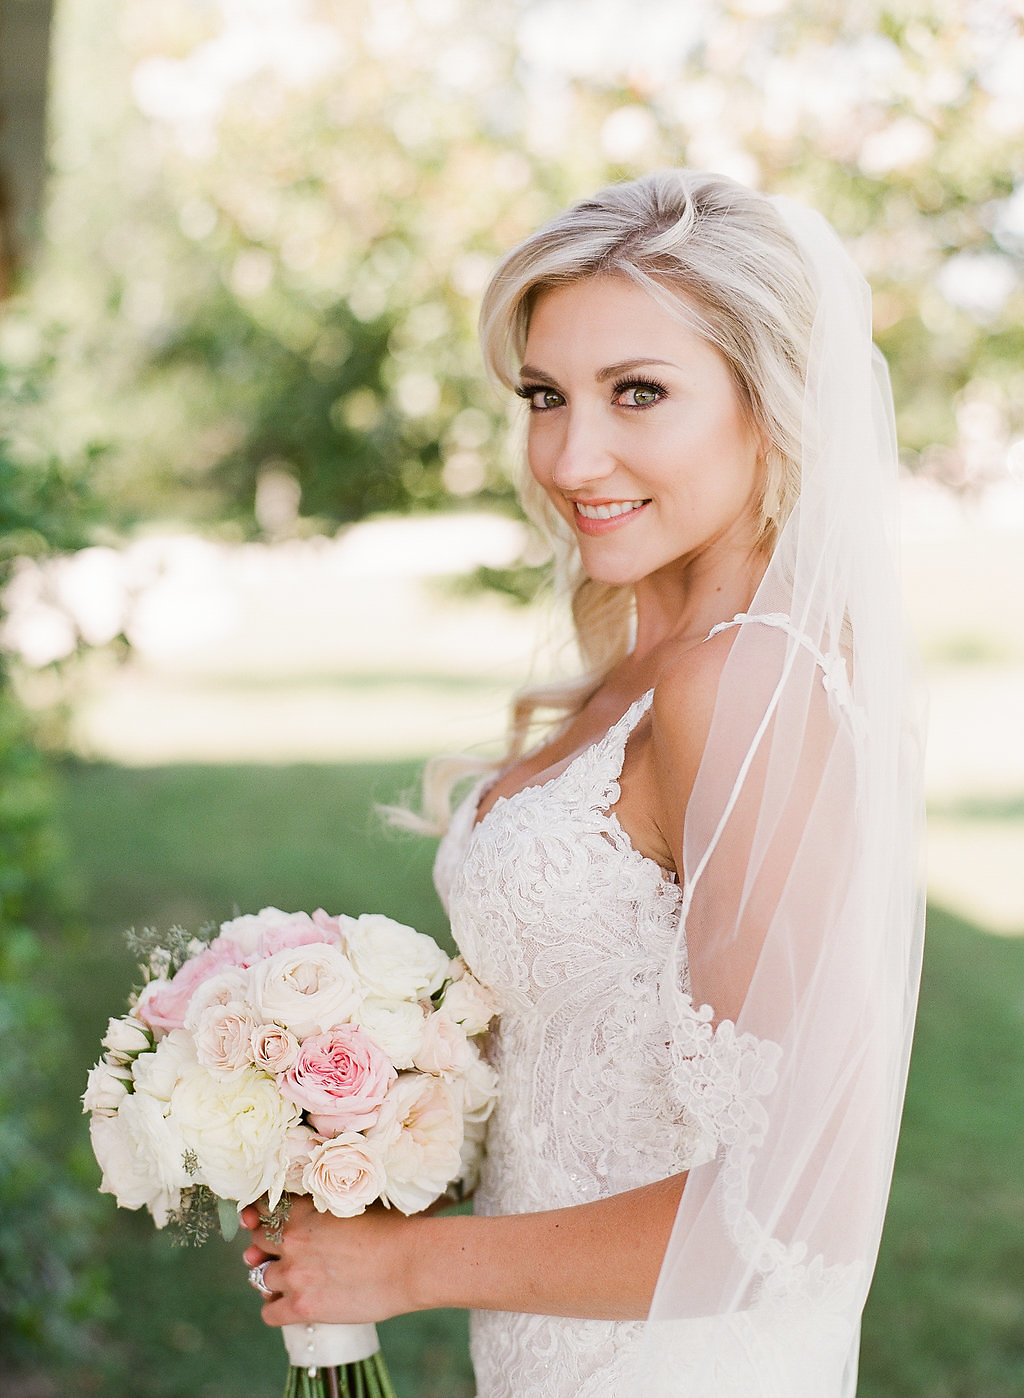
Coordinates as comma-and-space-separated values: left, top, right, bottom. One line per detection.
194, 1002, 259, 1078
456, 1051, 498, 1124
368, 1074, 463, 1215
171, 1063, 300, 1208
456, 1115, 489, 1198
252, 943, 361, 1039
413, 1012, 474, 1077
438, 974, 497, 1036
101, 1015, 153, 1062
82, 1059, 133, 1117
283, 1123, 320, 1192
90, 1092, 189, 1226
345, 914, 450, 1002
252, 1022, 301, 1074
302, 1134, 388, 1216
131, 1030, 199, 1104
354, 997, 426, 1069
184, 966, 253, 1031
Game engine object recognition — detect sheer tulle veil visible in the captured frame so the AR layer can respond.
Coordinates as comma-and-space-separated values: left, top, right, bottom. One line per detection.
635, 195, 927, 1394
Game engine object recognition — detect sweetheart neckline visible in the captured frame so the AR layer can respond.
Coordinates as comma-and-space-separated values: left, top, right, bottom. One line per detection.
466, 688, 679, 892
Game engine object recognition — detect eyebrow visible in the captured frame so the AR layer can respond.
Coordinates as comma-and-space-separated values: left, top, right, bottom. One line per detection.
517, 357, 679, 384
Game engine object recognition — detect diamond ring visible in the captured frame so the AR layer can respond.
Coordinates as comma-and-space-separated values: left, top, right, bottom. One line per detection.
248, 1259, 275, 1298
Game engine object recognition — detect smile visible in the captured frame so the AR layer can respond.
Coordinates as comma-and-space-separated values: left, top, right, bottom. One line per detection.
575, 499, 649, 520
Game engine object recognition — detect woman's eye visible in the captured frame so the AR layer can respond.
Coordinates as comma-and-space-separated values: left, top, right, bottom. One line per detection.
615, 382, 664, 408
519, 387, 565, 410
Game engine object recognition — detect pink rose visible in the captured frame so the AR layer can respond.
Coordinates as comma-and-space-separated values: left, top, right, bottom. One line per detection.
259, 910, 351, 958
138, 940, 250, 1034
280, 1024, 396, 1135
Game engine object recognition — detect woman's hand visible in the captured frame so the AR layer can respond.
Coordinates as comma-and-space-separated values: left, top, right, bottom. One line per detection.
242, 1173, 684, 1325
241, 1196, 426, 1327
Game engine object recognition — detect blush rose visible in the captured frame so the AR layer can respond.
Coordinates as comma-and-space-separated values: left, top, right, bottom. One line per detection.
280, 1024, 397, 1135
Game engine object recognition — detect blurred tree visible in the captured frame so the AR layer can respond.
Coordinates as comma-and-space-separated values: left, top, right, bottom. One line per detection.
0, 346, 103, 1373
15, 0, 1024, 537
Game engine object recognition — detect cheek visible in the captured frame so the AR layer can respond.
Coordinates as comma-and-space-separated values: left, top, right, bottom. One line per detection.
526, 429, 558, 496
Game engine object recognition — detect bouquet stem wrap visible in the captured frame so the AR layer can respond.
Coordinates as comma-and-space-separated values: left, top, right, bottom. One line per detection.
283, 1322, 380, 1368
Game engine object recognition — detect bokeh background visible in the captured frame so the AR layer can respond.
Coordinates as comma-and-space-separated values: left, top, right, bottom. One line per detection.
1, 1, 1023, 1394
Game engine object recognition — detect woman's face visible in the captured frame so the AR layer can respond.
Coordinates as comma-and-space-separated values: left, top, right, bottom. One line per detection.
520, 275, 763, 588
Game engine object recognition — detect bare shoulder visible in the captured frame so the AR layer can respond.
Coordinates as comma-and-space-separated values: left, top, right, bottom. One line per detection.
652, 627, 736, 762
649, 629, 737, 849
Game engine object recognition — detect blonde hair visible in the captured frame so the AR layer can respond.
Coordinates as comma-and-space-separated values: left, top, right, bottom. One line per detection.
399, 170, 817, 833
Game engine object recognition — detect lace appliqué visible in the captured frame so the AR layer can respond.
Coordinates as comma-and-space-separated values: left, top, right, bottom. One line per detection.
436, 693, 711, 1397
667, 1002, 781, 1151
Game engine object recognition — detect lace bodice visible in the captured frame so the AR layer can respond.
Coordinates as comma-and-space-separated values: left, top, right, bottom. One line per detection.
433, 692, 729, 1396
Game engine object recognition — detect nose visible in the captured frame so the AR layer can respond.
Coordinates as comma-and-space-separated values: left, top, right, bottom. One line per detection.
543, 404, 616, 493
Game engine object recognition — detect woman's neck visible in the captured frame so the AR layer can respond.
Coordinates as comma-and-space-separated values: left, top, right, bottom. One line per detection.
630, 542, 769, 661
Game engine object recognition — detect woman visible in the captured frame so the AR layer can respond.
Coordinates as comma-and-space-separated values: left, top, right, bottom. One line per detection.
242, 170, 926, 1397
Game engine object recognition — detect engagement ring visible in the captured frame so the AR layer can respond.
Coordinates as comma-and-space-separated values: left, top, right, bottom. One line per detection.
248, 1260, 275, 1298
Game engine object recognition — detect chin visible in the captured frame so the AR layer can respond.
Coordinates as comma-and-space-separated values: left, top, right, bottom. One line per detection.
578, 559, 649, 588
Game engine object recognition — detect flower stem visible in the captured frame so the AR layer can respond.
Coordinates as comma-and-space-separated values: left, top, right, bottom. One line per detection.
282, 1359, 398, 1398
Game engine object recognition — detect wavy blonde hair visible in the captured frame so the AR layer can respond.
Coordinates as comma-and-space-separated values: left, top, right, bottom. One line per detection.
398, 170, 816, 834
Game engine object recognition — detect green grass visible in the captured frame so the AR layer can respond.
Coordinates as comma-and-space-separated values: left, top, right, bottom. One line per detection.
29, 761, 1024, 1396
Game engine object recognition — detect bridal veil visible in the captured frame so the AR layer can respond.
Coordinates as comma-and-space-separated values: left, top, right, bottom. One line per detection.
637, 192, 927, 1395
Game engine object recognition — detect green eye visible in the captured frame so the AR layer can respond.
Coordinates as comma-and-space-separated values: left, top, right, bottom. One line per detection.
613, 379, 666, 408
516, 385, 565, 410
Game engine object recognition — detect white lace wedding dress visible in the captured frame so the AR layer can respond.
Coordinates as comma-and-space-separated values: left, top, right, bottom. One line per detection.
433, 691, 725, 1398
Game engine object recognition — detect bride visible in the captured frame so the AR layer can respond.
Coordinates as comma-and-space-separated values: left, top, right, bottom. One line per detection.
241, 170, 925, 1397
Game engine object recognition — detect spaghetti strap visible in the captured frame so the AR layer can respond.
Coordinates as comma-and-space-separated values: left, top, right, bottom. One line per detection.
705, 611, 855, 710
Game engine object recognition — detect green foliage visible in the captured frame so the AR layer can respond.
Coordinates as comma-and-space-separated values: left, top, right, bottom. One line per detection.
0, 363, 104, 1371
21, 0, 1020, 542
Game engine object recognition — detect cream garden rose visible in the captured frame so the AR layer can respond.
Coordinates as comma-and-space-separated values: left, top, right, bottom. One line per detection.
184, 965, 253, 1031
302, 1133, 388, 1216
439, 972, 497, 1037
252, 943, 362, 1039
171, 1063, 301, 1208
252, 1021, 301, 1074
354, 996, 427, 1069
344, 914, 450, 1002
369, 1073, 464, 1214
193, 1002, 259, 1078
414, 1011, 475, 1077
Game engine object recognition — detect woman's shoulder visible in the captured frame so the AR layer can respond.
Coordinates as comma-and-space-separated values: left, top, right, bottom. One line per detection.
648, 627, 737, 839
651, 625, 736, 750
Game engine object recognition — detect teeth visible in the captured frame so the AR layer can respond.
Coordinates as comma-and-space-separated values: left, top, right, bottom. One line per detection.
576, 499, 647, 520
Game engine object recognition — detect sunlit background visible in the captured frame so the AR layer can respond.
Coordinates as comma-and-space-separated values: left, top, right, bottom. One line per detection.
1, 1, 1023, 1395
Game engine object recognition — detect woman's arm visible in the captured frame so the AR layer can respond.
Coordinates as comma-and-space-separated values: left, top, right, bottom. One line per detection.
241, 1171, 685, 1327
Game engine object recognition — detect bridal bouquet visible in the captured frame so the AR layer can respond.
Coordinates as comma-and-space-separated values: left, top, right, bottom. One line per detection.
83, 905, 498, 1398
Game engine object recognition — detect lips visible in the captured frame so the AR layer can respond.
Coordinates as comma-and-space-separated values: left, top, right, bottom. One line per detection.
572, 498, 650, 534
575, 499, 649, 520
